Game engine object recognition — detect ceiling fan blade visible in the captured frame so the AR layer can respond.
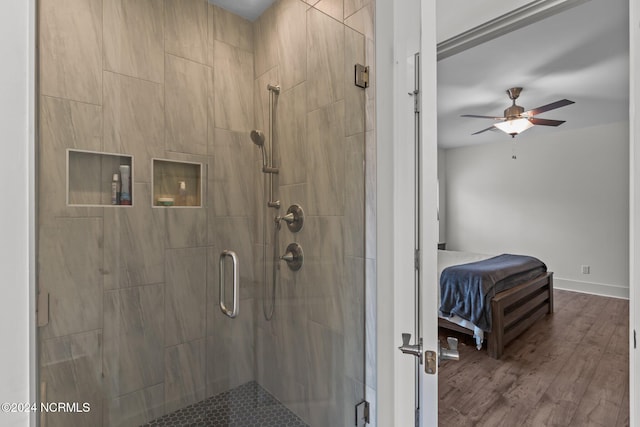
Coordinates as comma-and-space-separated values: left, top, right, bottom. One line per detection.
529, 117, 566, 127
461, 114, 505, 120
525, 99, 575, 116
471, 125, 496, 135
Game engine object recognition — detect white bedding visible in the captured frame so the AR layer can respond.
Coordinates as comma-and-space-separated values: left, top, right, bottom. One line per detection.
437, 250, 494, 350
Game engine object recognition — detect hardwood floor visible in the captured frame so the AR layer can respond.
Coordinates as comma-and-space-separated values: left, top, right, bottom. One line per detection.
438, 289, 629, 426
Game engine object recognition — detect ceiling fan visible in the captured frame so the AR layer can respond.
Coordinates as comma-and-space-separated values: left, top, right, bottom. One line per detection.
462, 87, 575, 137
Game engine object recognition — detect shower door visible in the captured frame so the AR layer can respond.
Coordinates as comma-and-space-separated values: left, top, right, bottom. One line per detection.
37, 0, 372, 426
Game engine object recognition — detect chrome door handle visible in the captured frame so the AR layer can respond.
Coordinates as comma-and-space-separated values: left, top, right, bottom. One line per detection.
439, 337, 459, 363
398, 333, 423, 364
219, 250, 239, 318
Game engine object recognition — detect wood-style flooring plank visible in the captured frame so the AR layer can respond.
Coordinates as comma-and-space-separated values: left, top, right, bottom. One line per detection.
438, 290, 629, 427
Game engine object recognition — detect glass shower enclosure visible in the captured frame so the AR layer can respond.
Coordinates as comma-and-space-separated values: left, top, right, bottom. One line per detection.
37, 0, 373, 425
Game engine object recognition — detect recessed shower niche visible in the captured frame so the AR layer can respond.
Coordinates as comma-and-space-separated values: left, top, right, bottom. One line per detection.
152, 158, 203, 207
66, 149, 134, 207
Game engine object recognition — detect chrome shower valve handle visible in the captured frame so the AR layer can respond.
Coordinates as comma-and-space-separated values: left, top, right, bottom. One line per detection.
279, 243, 303, 271
275, 204, 304, 232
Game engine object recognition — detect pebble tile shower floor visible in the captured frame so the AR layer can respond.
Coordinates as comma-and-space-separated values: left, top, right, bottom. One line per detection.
142, 381, 309, 427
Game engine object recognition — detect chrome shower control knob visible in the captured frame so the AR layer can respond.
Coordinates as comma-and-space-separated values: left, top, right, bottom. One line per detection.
277, 204, 304, 232
280, 243, 303, 271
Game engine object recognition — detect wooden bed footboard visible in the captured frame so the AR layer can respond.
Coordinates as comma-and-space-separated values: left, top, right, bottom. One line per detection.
439, 272, 554, 359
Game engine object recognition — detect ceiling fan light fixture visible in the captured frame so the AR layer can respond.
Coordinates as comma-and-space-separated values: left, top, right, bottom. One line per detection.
493, 118, 534, 136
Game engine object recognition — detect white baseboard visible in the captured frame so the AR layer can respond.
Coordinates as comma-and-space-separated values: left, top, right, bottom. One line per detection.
554, 277, 629, 299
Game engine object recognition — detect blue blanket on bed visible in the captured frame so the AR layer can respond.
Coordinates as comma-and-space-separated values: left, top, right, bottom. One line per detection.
439, 254, 547, 332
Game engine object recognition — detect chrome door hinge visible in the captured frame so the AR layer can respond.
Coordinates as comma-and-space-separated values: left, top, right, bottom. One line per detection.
354, 64, 369, 89
355, 399, 370, 425
37, 291, 49, 327
414, 249, 420, 270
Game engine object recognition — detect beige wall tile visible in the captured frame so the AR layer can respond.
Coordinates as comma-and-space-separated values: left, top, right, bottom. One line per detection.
276, 0, 307, 91
313, 0, 344, 23
344, 1, 374, 39
276, 83, 307, 186
214, 41, 254, 131
165, 0, 208, 64
305, 321, 345, 426
41, 331, 103, 427
344, 133, 365, 257
345, 27, 366, 136
39, 218, 103, 340
205, 306, 255, 396
306, 100, 346, 215
212, 5, 254, 53
297, 216, 345, 332
344, 0, 370, 21
365, 258, 376, 386
254, 67, 279, 142
103, 284, 165, 398
165, 248, 207, 346
343, 256, 365, 383
103, 183, 166, 289
165, 207, 208, 248
207, 217, 256, 292
253, 5, 278, 79
103, 72, 164, 181
165, 54, 209, 155
164, 340, 206, 413
307, 7, 345, 111
40, 97, 103, 218
208, 129, 257, 217
104, 384, 165, 427
40, 0, 102, 104
104, 0, 165, 83
365, 129, 376, 258
365, 37, 375, 132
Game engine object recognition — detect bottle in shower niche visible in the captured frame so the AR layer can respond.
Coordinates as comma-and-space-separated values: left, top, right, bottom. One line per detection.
111, 173, 120, 205
119, 165, 132, 205
176, 181, 187, 206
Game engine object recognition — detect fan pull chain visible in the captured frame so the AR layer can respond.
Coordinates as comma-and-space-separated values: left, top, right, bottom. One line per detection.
512, 143, 517, 160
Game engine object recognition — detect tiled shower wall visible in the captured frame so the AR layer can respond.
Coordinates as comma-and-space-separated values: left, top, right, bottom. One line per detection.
251, 0, 376, 426
39, 1, 258, 426
38, 0, 375, 426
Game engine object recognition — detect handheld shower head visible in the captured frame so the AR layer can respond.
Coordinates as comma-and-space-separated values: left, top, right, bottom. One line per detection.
250, 130, 265, 147
250, 130, 268, 170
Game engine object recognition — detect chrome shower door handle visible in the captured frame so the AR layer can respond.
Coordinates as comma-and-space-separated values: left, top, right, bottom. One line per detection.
219, 250, 239, 318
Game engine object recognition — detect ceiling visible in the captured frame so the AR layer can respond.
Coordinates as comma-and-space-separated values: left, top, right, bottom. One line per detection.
208, 0, 276, 21
437, 0, 629, 149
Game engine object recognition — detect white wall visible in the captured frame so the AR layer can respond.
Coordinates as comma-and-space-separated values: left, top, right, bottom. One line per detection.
444, 121, 629, 298
0, 1, 35, 427
437, 148, 446, 242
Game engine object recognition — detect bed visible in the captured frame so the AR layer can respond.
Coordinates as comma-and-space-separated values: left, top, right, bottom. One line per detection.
437, 250, 554, 359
